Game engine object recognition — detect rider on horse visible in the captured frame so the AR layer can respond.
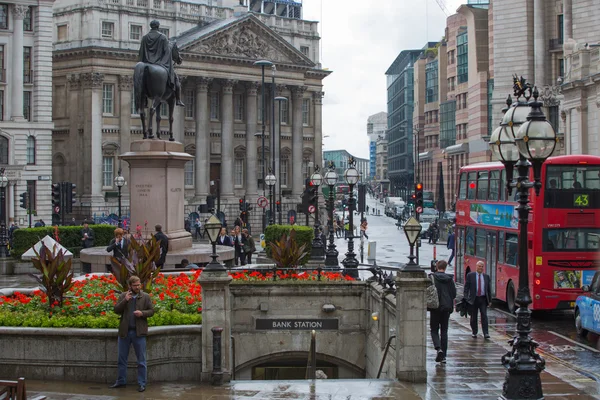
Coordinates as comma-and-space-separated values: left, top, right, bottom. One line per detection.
138, 20, 184, 107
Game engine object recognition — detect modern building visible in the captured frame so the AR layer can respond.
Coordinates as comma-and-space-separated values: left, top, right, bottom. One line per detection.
0, 1, 54, 227
375, 134, 389, 194
51, 0, 328, 226
323, 150, 369, 183
366, 112, 387, 180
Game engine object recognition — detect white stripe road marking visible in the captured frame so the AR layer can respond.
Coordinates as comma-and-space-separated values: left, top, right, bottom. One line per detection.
548, 330, 600, 353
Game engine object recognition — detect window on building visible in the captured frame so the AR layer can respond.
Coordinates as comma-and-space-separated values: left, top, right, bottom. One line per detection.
257, 157, 264, 183
210, 92, 220, 120
0, 90, 3, 121
457, 30, 468, 84
0, 135, 7, 163
234, 157, 244, 186
57, 24, 67, 41
439, 100, 456, 148
101, 21, 114, 38
300, 46, 309, 56
185, 90, 195, 118
557, 14, 564, 44
130, 24, 142, 40
26, 180, 36, 211
23, 47, 32, 84
102, 84, 114, 114
0, 5, 7, 29
158, 28, 169, 37
302, 98, 310, 125
131, 90, 138, 115
26, 136, 35, 164
302, 159, 310, 180
425, 60, 438, 103
0, 45, 4, 82
24, 7, 33, 31
558, 58, 565, 79
102, 157, 114, 187
281, 159, 289, 186
23, 91, 31, 121
184, 160, 194, 186
234, 93, 244, 121
280, 99, 289, 124
487, 79, 494, 137
160, 102, 168, 118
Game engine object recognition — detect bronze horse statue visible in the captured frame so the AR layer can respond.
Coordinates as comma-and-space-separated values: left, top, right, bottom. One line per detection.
133, 43, 182, 141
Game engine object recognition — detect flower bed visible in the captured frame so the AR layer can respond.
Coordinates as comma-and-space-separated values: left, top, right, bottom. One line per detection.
229, 269, 355, 283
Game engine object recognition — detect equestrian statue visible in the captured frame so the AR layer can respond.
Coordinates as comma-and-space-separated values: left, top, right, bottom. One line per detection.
133, 20, 184, 141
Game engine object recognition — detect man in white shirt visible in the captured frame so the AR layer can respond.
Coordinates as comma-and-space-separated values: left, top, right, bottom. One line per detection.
463, 260, 492, 339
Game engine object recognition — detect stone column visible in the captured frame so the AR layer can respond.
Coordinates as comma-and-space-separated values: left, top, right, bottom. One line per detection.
533, 0, 546, 86
220, 79, 236, 198
8, 183, 14, 223
577, 103, 588, 154
195, 77, 212, 200
67, 74, 82, 191
291, 86, 307, 197
172, 75, 187, 143
245, 82, 259, 197
395, 270, 429, 383
81, 72, 105, 204
118, 75, 133, 180
199, 270, 233, 383
564, 0, 572, 41
10, 4, 28, 121
313, 91, 324, 170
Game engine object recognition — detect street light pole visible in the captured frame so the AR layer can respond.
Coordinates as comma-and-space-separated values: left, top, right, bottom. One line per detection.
0, 169, 8, 258
114, 168, 126, 228
310, 166, 324, 259
324, 161, 339, 268
265, 170, 276, 226
254, 60, 273, 232
270, 65, 277, 223
342, 157, 360, 279
275, 96, 287, 225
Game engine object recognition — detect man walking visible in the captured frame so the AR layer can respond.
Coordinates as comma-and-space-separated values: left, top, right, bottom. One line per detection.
111, 275, 154, 392
430, 260, 456, 363
464, 260, 492, 339
154, 224, 169, 268
447, 228, 455, 267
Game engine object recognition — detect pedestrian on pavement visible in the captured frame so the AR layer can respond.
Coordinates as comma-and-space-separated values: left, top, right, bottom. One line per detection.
111, 275, 154, 392
429, 260, 456, 363
34, 219, 45, 227
179, 258, 200, 269
217, 227, 233, 246
80, 220, 95, 273
106, 227, 130, 259
154, 224, 169, 268
242, 228, 256, 264
232, 225, 246, 266
366, 205, 369, 215
195, 218, 203, 239
447, 228, 455, 267
463, 260, 492, 339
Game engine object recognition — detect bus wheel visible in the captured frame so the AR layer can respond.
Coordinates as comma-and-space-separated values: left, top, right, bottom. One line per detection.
506, 281, 516, 314
575, 309, 588, 338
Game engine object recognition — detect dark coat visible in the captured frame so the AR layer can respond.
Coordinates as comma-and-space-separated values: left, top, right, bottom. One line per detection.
81, 227, 95, 249
432, 272, 457, 312
154, 231, 169, 266
106, 238, 130, 259
114, 290, 154, 338
464, 271, 492, 305
217, 234, 233, 247
447, 233, 455, 250
138, 29, 174, 88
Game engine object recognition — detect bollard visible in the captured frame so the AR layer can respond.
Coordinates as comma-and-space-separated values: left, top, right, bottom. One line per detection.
211, 327, 224, 386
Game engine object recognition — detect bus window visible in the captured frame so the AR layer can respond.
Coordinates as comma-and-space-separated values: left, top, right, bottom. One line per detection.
500, 169, 506, 201
506, 233, 519, 266
459, 173, 467, 200
489, 170, 500, 201
498, 231, 505, 263
546, 165, 600, 190
543, 228, 600, 251
467, 172, 477, 200
585, 170, 600, 189
475, 229, 487, 257
466, 227, 475, 255
477, 171, 489, 200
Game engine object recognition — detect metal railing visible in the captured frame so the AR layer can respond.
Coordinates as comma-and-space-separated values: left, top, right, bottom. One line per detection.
377, 335, 396, 379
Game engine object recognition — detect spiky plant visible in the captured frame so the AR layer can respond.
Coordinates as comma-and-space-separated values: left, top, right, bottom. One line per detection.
30, 243, 75, 309
110, 236, 161, 292
268, 229, 308, 270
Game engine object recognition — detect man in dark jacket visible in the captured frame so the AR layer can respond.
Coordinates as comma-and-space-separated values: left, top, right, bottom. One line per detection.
430, 260, 456, 363
111, 275, 154, 392
154, 224, 169, 268
464, 260, 492, 339
447, 229, 455, 266
106, 228, 130, 259
81, 220, 95, 249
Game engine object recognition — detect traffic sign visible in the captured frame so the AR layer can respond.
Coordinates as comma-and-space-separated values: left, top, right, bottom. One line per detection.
308, 205, 316, 213
54, 206, 60, 213
416, 206, 423, 214
257, 196, 269, 208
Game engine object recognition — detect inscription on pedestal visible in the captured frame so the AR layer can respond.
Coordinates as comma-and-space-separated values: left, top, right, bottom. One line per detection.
136, 184, 153, 197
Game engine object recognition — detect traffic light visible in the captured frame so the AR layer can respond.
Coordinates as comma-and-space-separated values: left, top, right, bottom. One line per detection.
52, 183, 61, 210
206, 195, 215, 211
239, 198, 244, 211
300, 186, 310, 213
357, 184, 366, 213
245, 201, 252, 212
308, 182, 318, 208
19, 192, 28, 210
276, 200, 281, 213
66, 183, 76, 213
415, 182, 424, 211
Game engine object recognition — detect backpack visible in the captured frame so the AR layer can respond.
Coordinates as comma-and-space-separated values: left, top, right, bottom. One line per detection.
426, 275, 440, 310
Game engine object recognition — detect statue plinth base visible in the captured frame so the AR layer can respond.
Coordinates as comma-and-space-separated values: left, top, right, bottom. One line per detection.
120, 140, 194, 251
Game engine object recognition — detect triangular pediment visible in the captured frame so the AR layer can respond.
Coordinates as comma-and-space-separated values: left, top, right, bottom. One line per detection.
179, 14, 314, 67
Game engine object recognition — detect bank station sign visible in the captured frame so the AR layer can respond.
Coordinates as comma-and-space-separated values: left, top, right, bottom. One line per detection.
256, 319, 339, 330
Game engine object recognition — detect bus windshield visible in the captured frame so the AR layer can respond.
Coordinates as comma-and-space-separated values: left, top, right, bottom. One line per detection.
546, 165, 600, 189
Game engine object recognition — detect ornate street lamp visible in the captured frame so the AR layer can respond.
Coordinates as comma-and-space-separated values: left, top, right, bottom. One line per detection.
310, 165, 324, 259
254, 59, 273, 232
265, 170, 276, 225
0, 169, 8, 258
274, 96, 288, 225
402, 216, 422, 272
492, 76, 556, 400
324, 161, 339, 268
342, 157, 360, 278
114, 168, 126, 227
204, 214, 225, 271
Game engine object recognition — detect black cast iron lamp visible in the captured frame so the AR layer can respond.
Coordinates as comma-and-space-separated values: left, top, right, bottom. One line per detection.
311, 169, 323, 187
114, 170, 126, 227
324, 168, 337, 187
324, 162, 339, 268
204, 214, 225, 270
0, 171, 8, 258
402, 216, 421, 272
341, 158, 360, 278
344, 164, 359, 186
265, 173, 276, 188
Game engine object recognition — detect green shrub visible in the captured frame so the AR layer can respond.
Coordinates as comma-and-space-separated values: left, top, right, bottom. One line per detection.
10, 224, 116, 259
30, 244, 74, 309
264, 225, 313, 265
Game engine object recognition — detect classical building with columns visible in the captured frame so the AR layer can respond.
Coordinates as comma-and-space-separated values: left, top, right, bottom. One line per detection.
0, 0, 54, 226
52, 0, 328, 225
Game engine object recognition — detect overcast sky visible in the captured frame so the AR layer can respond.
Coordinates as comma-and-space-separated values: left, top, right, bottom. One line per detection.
302, 0, 465, 159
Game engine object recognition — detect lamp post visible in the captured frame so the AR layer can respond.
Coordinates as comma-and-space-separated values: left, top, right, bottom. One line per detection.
341, 157, 360, 278
114, 168, 126, 228
489, 77, 556, 400
310, 165, 324, 258
402, 216, 422, 272
0, 169, 8, 258
254, 60, 273, 232
274, 96, 287, 225
324, 161, 339, 268
203, 214, 225, 270
265, 170, 276, 225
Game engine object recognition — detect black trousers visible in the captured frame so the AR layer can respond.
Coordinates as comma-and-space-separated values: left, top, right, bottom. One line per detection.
430, 309, 451, 357
470, 296, 489, 335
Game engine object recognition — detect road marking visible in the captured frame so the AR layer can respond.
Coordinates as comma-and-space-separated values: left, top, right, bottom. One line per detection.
548, 331, 600, 353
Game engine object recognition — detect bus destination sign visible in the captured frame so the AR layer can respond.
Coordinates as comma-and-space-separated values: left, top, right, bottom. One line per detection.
255, 318, 339, 331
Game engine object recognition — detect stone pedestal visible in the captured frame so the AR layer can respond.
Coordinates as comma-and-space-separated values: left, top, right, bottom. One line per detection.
120, 140, 193, 251
199, 270, 232, 384
395, 269, 429, 383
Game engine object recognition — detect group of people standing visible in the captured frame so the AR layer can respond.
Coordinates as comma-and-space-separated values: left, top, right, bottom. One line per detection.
216, 225, 256, 266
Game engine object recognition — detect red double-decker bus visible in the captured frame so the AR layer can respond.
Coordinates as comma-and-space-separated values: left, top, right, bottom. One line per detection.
454, 155, 600, 312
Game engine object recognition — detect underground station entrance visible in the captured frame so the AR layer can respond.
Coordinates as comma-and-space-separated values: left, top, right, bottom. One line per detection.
252, 359, 338, 380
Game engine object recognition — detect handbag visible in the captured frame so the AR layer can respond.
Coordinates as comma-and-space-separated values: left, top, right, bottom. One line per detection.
426, 275, 440, 310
